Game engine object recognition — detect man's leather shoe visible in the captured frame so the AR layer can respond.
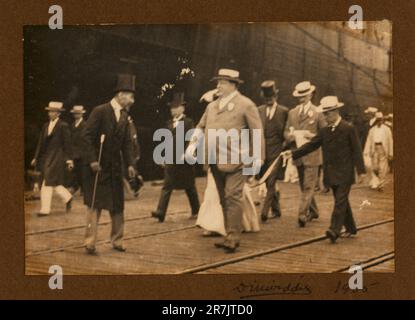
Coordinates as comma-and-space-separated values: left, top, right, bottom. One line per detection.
66, 198, 73, 212
85, 246, 96, 255
151, 211, 165, 223
307, 212, 319, 222
261, 212, 268, 222
298, 215, 307, 228
113, 245, 126, 252
326, 229, 338, 244
271, 210, 281, 218
223, 240, 240, 253
37, 212, 49, 217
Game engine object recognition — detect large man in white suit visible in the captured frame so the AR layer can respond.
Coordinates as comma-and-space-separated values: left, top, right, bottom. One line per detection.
188, 68, 265, 253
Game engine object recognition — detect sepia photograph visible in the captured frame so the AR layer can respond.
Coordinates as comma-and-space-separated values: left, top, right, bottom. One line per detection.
23, 22, 393, 275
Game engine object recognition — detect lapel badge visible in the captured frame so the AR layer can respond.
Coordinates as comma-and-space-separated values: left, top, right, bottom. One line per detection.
308, 110, 314, 118
228, 102, 235, 111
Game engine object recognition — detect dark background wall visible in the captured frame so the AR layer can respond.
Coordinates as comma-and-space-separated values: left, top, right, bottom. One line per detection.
24, 23, 392, 180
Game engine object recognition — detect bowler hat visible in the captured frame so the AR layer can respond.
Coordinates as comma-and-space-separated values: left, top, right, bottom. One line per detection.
114, 74, 136, 93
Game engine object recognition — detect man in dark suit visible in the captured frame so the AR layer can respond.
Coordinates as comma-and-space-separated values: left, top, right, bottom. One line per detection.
283, 96, 366, 243
151, 92, 200, 222
82, 74, 136, 254
257, 80, 288, 222
186, 68, 265, 253
31, 102, 74, 216
68, 105, 86, 195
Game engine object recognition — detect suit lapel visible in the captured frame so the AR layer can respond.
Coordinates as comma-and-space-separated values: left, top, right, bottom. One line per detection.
48, 119, 60, 137
216, 92, 239, 114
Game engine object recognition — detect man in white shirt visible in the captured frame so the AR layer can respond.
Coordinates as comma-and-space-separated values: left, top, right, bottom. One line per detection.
364, 112, 393, 190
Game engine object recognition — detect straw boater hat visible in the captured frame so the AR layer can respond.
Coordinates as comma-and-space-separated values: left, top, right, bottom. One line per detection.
364, 106, 378, 114
293, 81, 316, 97
45, 101, 65, 112
70, 105, 86, 114
260, 80, 279, 98
317, 96, 344, 113
210, 68, 244, 84
114, 73, 136, 93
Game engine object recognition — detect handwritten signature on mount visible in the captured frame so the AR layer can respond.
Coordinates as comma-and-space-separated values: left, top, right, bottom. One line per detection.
233, 279, 312, 299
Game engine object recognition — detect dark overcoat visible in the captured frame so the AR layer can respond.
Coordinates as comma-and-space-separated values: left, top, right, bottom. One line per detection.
71, 119, 86, 160
164, 116, 196, 190
292, 119, 366, 186
82, 102, 134, 213
33, 119, 72, 186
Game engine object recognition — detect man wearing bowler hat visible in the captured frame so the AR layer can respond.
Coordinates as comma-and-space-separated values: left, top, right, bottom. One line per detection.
257, 80, 288, 222
284, 81, 326, 228
151, 92, 200, 222
68, 105, 86, 195
82, 74, 136, 254
283, 96, 366, 243
187, 68, 265, 253
31, 102, 74, 216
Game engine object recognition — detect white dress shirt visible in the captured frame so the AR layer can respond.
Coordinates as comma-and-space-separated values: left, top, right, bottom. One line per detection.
331, 116, 342, 131
48, 118, 59, 135
266, 102, 277, 120
172, 114, 185, 128
299, 101, 312, 116
110, 98, 122, 122
74, 118, 83, 128
218, 90, 238, 110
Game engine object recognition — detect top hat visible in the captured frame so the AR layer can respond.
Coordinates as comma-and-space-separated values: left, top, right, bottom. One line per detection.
260, 80, 279, 98
168, 92, 186, 108
364, 106, 378, 114
210, 68, 244, 84
70, 105, 86, 114
317, 96, 344, 113
293, 81, 316, 97
114, 74, 136, 93
45, 101, 65, 112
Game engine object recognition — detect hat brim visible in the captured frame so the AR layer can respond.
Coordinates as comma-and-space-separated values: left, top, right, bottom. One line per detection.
168, 102, 187, 108
317, 103, 344, 113
45, 107, 65, 112
293, 85, 316, 97
70, 110, 86, 114
210, 76, 244, 84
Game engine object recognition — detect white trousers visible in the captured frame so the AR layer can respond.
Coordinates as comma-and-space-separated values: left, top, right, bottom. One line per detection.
40, 181, 72, 214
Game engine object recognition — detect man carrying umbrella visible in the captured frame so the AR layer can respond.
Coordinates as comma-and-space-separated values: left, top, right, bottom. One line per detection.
82, 74, 136, 254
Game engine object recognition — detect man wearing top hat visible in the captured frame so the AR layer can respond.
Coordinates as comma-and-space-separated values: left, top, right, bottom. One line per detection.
151, 92, 200, 222
284, 81, 327, 228
363, 111, 393, 191
187, 68, 265, 253
283, 96, 366, 243
31, 102, 74, 216
257, 80, 288, 222
68, 105, 86, 195
82, 74, 136, 254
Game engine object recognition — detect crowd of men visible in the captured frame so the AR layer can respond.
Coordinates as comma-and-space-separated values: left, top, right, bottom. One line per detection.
30, 69, 393, 254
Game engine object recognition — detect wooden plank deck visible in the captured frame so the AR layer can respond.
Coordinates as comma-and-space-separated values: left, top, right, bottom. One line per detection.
25, 174, 394, 275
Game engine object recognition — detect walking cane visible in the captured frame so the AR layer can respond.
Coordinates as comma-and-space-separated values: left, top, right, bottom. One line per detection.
90, 134, 105, 210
